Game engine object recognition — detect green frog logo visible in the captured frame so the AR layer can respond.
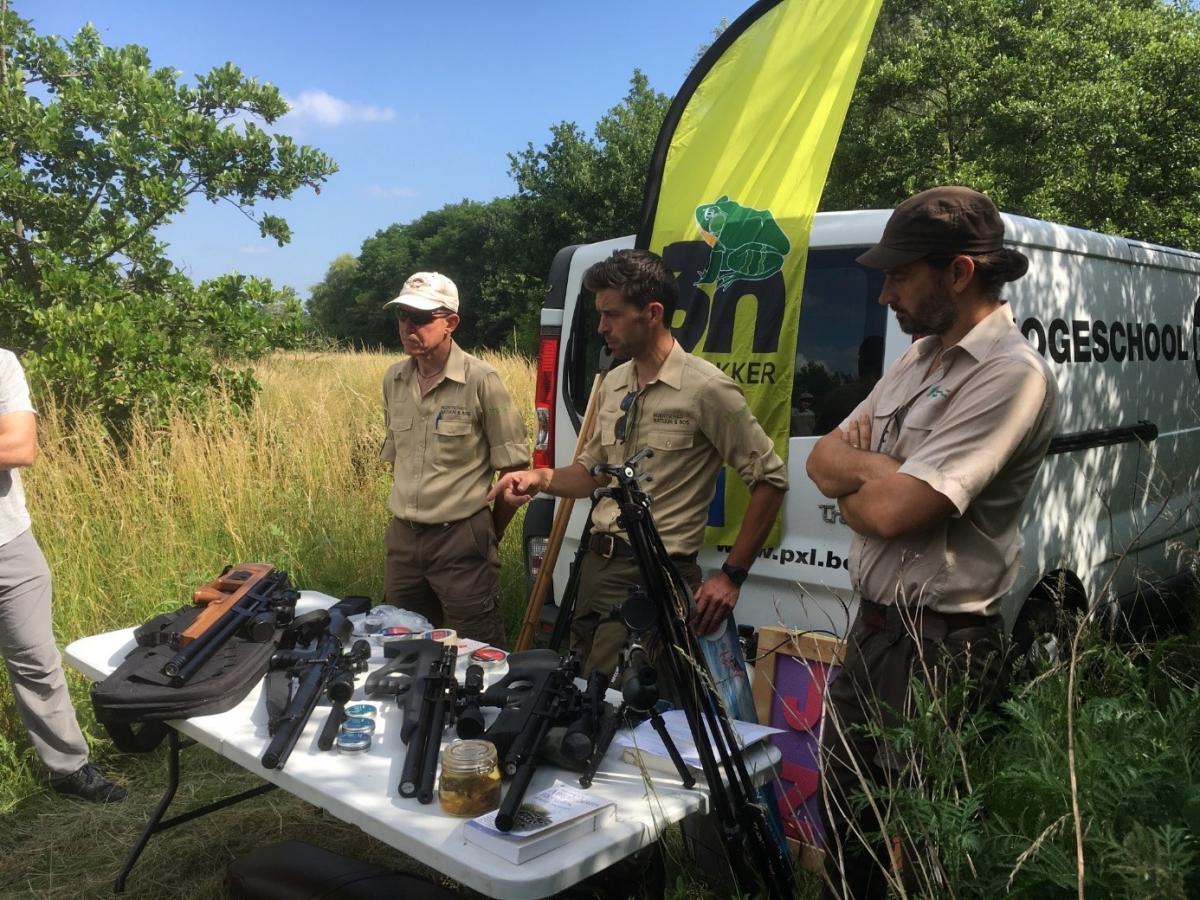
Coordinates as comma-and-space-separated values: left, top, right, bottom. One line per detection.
694, 196, 791, 289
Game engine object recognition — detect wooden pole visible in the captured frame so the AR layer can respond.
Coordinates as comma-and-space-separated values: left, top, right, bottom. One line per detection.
514, 373, 606, 652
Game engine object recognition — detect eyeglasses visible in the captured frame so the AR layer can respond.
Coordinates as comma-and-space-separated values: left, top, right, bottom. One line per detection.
396, 309, 451, 327
879, 395, 918, 451
615, 390, 638, 442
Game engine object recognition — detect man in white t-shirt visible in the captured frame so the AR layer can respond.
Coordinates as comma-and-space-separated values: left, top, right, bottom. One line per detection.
0, 349, 126, 802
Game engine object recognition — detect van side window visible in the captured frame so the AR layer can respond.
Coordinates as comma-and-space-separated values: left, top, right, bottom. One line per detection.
793, 249, 887, 437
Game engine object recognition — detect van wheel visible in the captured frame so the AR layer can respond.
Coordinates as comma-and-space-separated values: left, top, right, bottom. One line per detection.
1010, 572, 1086, 679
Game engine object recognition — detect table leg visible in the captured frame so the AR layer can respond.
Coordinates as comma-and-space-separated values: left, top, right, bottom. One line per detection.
113, 730, 278, 893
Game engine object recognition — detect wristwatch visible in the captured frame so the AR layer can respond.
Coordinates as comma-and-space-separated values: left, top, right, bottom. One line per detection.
720, 562, 749, 587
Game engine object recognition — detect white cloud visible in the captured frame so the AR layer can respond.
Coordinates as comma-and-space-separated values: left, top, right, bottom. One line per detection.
283, 90, 395, 126
367, 185, 418, 200
239, 244, 274, 255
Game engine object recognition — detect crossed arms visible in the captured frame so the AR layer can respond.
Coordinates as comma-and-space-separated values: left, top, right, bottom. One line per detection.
805, 414, 955, 540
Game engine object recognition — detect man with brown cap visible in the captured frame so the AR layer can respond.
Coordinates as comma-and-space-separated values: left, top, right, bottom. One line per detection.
806, 187, 1058, 899
380, 272, 529, 649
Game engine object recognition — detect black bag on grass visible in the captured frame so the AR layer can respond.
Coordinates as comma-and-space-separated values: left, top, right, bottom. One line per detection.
225, 841, 458, 900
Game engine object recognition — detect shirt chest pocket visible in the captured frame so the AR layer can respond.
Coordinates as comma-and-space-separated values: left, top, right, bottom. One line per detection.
435, 418, 475, 467
874, 400, 939, 459
645, 427, 695, 453
388, 415, 414, 460
598, 407, 622, 448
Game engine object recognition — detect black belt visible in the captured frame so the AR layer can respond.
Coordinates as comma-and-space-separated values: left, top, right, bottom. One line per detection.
859, 597, 995, 636
588, 533, 697, 564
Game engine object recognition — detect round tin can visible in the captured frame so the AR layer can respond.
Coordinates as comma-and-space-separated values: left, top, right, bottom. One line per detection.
336, 732, 371, 753
469, 647, 507, 670
341, 716, 375, 735
424, 628, 457, 644
344, 703, 377, 720
380, 625, 420, 641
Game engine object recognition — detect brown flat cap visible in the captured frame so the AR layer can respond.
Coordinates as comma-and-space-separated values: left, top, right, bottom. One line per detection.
857, 186, 1007, 270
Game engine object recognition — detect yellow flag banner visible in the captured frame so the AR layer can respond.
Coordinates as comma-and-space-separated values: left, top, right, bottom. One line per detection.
638, 0, 882, 545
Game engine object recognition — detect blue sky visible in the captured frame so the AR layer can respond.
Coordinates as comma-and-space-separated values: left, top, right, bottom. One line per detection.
27, 1, 743, 299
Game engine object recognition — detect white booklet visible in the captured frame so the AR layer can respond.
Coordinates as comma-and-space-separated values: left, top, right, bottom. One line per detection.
463, 780, 615, 865
613, 709, 784, 778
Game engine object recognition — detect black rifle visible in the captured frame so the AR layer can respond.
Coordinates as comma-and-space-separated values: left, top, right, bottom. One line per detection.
477, 649, 610, 831
363, 639, 444, 746
398, 643, 458, 803
591, 449, 796, 899
261, 608, 371, 770
162, 564, 298, 685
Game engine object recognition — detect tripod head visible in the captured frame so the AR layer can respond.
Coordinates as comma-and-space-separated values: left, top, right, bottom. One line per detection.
591, 447, 654, 507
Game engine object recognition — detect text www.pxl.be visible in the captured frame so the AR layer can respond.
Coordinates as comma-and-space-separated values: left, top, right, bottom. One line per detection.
716, 545, 849, 570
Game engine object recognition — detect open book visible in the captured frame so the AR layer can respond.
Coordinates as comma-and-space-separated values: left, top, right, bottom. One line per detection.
463, 780, 615, 865
613, 709, 784, 780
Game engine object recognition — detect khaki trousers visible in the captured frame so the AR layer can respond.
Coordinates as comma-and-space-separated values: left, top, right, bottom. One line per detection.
0, 529, 89, 776
384, 508, 507, 649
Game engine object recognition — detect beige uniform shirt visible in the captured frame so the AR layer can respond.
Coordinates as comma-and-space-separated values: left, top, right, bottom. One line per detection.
381, 342, 529, 524
578, 341, 788, 557
844, 305, 1059, 616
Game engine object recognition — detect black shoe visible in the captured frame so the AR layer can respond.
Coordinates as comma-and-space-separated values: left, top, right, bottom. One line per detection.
51, 763, 128, 803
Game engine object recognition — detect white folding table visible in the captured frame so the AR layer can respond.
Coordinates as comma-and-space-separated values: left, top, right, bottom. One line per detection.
65, 590, 779, 899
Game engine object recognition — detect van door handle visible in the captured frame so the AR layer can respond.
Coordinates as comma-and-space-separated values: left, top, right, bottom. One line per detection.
1047, 420, 1158, 455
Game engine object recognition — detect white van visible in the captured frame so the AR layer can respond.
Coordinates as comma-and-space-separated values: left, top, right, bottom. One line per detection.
521, 211, 1200, 660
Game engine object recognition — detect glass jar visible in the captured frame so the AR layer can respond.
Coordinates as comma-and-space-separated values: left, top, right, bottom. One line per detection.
438, 740, 501, 817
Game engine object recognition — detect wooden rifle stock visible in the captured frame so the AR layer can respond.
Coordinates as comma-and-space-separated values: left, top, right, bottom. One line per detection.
177, 563, 276, 648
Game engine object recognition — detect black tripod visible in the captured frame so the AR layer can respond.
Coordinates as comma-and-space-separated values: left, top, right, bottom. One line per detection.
586, 449, 795, 899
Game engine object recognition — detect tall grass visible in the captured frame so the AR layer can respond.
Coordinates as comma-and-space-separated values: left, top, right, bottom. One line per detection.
0, 349, 536, 807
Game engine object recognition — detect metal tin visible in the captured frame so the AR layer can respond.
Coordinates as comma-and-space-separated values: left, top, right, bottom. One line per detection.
380, 625, 420, 640
336, 732, 371, 753
341, 716, 375, 735
424, 628, 457, 643
469, 647, 507, 670
344, 703, 377, 720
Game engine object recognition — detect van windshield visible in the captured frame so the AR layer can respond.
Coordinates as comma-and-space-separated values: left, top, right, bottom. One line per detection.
563, 247, 886, 436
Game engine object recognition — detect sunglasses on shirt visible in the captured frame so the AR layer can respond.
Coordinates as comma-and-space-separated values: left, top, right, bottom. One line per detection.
615, 389, 638, 442
396, 309, 452, 327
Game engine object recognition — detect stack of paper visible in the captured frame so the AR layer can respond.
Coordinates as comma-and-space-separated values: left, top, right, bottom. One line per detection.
613, 709, 783, 779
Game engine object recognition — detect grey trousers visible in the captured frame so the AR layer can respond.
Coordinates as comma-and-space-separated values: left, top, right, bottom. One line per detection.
0, 528, 88, 776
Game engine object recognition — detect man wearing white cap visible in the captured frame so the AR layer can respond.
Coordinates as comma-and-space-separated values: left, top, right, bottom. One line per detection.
380, 272, 529, 648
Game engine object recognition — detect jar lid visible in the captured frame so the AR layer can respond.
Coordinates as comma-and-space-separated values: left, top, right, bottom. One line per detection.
440, 739, 498, 776
336, 732, 371, 753
424, 628, 457, 643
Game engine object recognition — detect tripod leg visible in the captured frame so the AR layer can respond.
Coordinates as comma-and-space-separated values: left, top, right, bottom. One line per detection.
647, 710, 696, 789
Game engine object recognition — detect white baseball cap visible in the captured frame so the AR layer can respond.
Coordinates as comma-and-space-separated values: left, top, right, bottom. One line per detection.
383, 271, 459, 313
